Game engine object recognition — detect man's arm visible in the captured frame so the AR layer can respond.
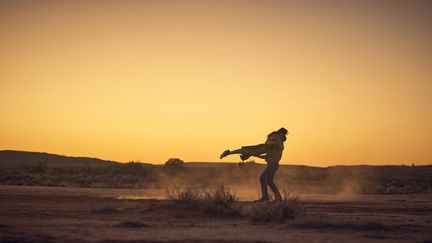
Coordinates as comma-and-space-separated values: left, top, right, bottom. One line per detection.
265, 134, 281, 148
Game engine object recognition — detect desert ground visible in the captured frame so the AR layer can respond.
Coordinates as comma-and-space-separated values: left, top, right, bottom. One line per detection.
1, 185, 431, 243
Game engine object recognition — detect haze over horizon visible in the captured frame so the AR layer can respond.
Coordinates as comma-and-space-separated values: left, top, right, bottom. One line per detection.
1, 1, 431, 166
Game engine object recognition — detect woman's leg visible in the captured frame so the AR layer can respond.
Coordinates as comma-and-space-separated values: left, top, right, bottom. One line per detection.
220, 148, 252, 160
220, 148, 244, 159
220, 144, 270, 160
226, 148, 244, 155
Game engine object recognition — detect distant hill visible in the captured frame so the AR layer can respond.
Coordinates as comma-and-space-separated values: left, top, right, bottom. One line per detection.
1, 150, 430, 169
185, 162, 242, 167
0, 150, 120, 167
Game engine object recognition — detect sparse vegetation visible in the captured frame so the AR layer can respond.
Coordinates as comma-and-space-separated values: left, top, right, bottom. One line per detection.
166, 185, 299, 222
2, 185, 431, 242
238, 160, 258, 167
0, 162, 156, 188
28, 161, 47, 174
246, 194, 299, 222
166, 185, 238, 216
1, 152, 432, 194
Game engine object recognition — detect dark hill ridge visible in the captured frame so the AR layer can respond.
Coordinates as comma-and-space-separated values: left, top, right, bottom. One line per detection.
0, 150, 120, 167
1, 150, 431, 169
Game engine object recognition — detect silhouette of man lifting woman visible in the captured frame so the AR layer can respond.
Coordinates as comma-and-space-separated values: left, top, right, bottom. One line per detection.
220, 128, 288, 202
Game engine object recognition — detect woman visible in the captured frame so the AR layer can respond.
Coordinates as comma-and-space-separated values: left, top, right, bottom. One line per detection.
220, 128, 288, 201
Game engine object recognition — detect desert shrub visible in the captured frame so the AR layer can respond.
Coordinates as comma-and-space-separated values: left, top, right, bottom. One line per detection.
246, 195, 298, 222
166, 185, 238, 216
165, 185, 299, 221
238, 160, 258, 167
204, 185, 236, 205
106, 162, 150, 176
28, 161, 47, 174
165, 158, 184, 167
166, 187, 201, 205
201, 185, 238, 215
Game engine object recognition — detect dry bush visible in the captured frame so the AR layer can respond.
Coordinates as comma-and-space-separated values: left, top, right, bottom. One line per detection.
245, 196, 298, 222
201, 185, 237, 215
165, 186, 202, 206
166, 185, 299, 222
28, 161, 47, 174
164, 158, 185, 167
166, 185, 238, 216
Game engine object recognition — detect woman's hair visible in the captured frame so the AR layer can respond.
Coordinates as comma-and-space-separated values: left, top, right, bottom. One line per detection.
268, 127, 288, 142
277, 127, 288, 135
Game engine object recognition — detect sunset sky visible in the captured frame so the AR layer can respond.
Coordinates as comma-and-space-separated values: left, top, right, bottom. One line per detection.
1, 1, 431, 166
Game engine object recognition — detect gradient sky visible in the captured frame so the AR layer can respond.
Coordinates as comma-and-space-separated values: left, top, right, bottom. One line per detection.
1, 1, 431, 166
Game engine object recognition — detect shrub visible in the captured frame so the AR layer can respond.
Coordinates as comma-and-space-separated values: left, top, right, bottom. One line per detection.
29, 161, 47, 174
165, 158, 184, 167
165, 186, 202, 205
166, 185, 238, 216
246, 196, 298, 222
166, 185, 299, 221
238, 160, 258, 167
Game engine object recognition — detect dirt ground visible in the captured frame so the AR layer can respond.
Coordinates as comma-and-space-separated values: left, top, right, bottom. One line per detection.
0, 186, 431, 243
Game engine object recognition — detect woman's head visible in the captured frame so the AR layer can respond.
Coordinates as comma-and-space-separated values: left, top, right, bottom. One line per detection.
277, 127, 288, 142
267, 127, 289, 142
277, 127, 288, 136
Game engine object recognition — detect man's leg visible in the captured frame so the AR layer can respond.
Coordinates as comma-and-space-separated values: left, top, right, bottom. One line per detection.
267, 164, 282, 201
259, 166, 271, 201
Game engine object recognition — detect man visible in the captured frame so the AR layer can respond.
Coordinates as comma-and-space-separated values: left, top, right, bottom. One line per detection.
220, 128, 288, 201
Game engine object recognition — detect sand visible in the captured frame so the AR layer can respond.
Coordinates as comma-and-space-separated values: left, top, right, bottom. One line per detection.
1, 185, 431, 242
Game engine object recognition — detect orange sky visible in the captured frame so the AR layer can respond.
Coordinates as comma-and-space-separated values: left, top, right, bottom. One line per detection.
1, 1, 431, 166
